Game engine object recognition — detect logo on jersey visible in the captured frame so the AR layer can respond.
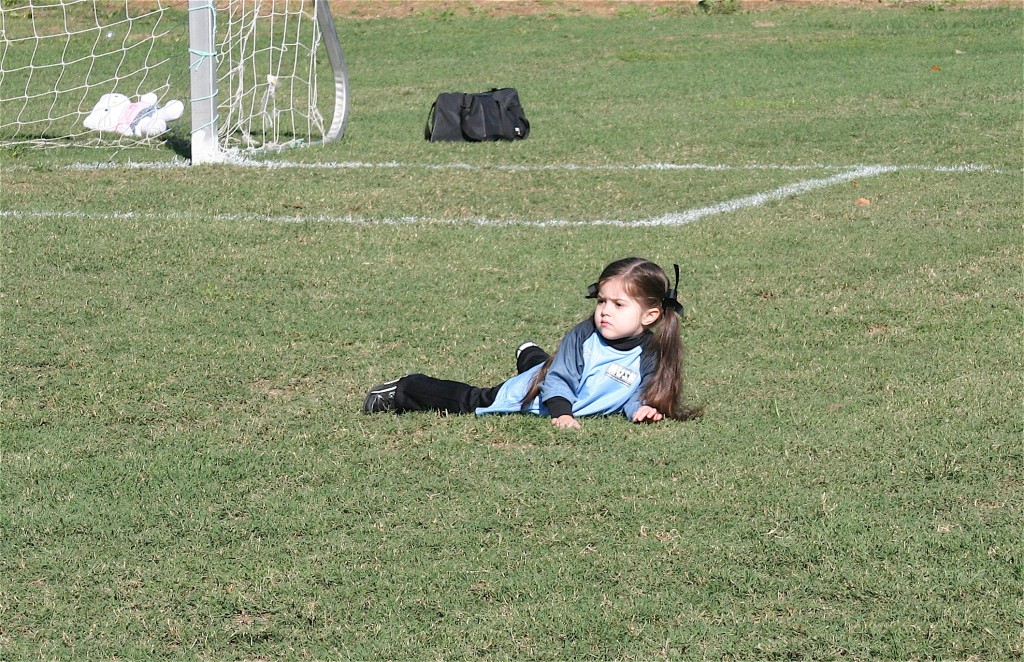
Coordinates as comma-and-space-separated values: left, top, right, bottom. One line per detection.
605, 363, 638, 387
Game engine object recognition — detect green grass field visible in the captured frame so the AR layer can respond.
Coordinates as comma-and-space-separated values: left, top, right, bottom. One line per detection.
2, 2, 1022, 659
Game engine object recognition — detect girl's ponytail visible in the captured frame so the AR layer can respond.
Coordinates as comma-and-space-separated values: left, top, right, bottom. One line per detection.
520, 354, 554, 410
643, 303, 702, 420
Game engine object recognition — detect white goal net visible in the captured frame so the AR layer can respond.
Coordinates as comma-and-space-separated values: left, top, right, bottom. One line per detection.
0, 0, 348, 162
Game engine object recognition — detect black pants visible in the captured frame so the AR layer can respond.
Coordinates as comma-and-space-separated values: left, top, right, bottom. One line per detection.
393, 344, 549, 415
393, 374, 502, 414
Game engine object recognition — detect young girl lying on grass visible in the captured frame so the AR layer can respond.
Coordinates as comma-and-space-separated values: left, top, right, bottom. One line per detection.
363, 257, 702, 428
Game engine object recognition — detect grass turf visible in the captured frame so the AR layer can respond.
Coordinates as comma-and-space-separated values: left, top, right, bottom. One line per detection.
1, 3, 1021, 659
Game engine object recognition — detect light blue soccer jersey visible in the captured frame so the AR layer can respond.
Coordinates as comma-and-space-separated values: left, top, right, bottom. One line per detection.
475, 321, 652, 419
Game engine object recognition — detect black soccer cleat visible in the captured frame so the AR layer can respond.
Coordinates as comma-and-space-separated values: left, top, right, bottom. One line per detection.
363, 378, 400, 413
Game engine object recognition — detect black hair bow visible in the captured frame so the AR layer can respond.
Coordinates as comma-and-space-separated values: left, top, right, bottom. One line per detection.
663, 264, 684, 316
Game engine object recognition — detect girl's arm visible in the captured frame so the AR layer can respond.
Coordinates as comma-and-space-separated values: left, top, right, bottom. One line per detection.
539, 320, 593, 416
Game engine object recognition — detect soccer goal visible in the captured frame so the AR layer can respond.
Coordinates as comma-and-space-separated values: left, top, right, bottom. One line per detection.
0, 0, 349, 163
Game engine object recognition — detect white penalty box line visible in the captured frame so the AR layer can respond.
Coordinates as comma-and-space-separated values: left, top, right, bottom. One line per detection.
1, 161, 1004, 228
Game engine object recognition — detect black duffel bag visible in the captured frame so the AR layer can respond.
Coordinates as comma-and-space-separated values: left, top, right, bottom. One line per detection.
425, 88, 530, 142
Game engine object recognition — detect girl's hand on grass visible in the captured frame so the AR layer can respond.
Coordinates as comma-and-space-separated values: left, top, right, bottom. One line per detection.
632, 406, 664, 423
552, 415, 581, 430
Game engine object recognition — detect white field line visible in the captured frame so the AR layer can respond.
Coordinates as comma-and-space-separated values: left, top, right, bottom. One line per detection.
610, 165, 895, 227
0, 162, 1005, 228
0, 158, 1003, 174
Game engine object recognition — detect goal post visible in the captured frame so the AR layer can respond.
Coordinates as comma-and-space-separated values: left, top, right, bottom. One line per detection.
188, 0, 219, 164
315, 0, 348, 145
0, 0, 349, 162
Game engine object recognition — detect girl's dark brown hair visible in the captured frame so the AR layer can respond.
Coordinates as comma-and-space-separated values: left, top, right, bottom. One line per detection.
524, 258, 702, 420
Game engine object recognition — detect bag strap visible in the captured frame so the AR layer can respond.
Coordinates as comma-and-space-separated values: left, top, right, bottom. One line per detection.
424, 101, 437, 140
